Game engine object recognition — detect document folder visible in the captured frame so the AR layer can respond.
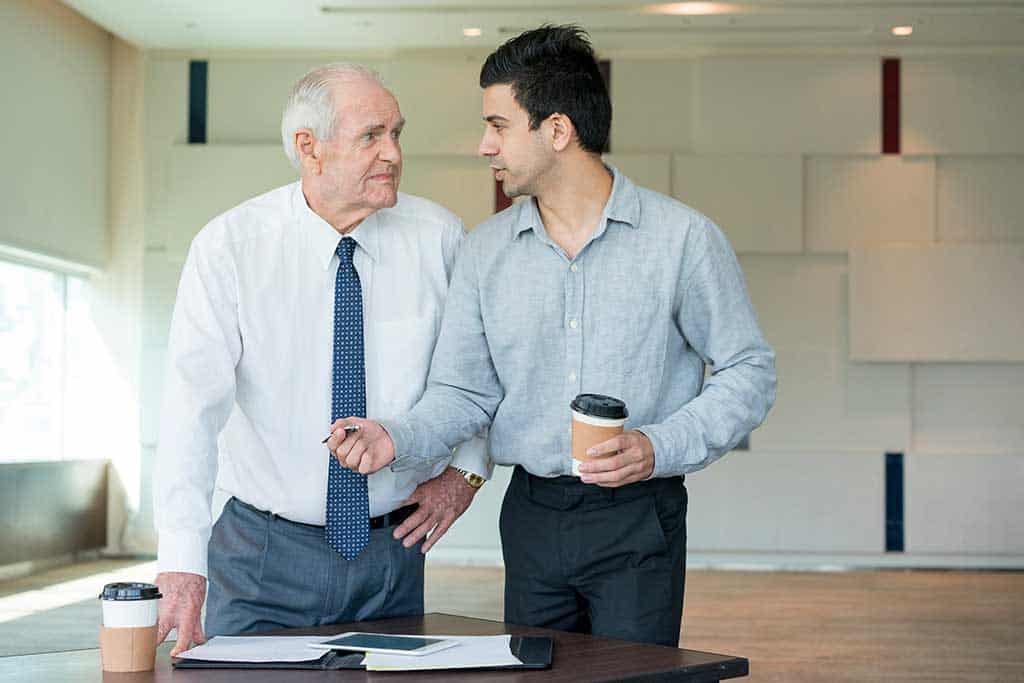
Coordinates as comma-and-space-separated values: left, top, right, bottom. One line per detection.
172, 635, 553, 671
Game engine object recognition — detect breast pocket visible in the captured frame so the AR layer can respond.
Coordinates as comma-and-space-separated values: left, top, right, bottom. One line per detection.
370, 315, 439, 415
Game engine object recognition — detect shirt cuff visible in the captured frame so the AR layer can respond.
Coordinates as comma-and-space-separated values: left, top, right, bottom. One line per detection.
156, 529, 211, 578
450, 434, 493, 480
635, 424, 680, 479
379, 417, 418, 473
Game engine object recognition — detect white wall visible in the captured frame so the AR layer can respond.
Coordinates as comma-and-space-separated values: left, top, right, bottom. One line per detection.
0, 0, 111, 269
131, 52, 1024, 568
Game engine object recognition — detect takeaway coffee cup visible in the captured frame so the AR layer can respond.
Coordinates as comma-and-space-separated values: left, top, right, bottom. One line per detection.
98, 582, 161, 672
571, 393, 629, 477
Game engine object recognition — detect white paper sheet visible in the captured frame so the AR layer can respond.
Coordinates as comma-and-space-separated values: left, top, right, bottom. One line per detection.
177, 635, 334, 663
363, 635, 523, 671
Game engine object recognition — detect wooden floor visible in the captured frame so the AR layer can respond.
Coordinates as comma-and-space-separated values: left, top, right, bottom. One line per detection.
426, 565, 1024, 682
1, 560, 1021, 680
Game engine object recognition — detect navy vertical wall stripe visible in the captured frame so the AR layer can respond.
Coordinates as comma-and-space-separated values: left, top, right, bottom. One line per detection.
885, 452, 905, 552
188, 60, 208, 144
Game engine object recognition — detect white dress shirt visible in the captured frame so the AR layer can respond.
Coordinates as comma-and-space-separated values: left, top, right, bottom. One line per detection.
155, 181, 491, 577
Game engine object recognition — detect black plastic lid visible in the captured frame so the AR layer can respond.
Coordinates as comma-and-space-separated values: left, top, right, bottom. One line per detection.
570, 393, 628, 420
99, 582, 162, 601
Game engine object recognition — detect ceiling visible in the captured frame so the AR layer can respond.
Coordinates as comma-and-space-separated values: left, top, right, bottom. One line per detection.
61, 1, 1024, 55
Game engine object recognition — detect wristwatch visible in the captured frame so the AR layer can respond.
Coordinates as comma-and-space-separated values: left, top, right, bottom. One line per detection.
454, 467, 486, 489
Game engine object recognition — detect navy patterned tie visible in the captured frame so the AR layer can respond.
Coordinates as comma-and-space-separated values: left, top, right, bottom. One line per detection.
326, 237, 369, 559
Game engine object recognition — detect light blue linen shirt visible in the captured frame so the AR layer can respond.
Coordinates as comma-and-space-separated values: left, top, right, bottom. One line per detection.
383, 166, 776, 478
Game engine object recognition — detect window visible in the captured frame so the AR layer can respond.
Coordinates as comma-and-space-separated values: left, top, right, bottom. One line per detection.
0, 260, 85, 462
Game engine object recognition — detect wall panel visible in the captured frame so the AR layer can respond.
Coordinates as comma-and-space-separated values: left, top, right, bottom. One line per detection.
605, 153, 671, 195
937, 156, 1024, 243
694, 57, 879, 154
906, 453, 1024, 555
687, 450, 885, 553
903, 58, 1024, 155
673, 155, 802, 253
806, 156, 935, 253
741, 256, 911, 453
611, 60, 694, 153
398, 156, 494, 229
850, 245, 1024, 362
913, 364, 1024, 455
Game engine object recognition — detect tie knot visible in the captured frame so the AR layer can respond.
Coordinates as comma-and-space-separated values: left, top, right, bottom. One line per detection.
336, 237, 357, 264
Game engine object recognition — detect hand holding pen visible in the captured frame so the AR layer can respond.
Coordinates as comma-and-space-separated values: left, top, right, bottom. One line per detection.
323, 418, 396, 474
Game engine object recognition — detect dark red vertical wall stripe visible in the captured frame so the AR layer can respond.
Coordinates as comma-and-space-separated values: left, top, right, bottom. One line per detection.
495, 180, 513, 212
493, 58, 613, 212
598, 59, 612, 154
882, 58, 901, 155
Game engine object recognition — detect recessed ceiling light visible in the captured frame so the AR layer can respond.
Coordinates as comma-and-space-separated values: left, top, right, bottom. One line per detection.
463, 27, 482, 37
891, 25, 913, 37
646, 2, 741, 15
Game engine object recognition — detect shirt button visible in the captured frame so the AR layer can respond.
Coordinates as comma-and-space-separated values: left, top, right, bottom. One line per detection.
570, 264, 579, 273
569, 319, 578, 329
568, 372, 577, 382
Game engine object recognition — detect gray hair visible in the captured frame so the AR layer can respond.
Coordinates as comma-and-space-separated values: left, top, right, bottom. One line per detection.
280, 63, 385, 170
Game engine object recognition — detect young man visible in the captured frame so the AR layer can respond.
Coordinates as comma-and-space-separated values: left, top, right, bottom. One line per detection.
328, 27, 776, 646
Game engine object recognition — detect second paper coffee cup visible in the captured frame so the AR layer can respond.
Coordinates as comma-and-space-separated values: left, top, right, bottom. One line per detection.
571, 393, 628, 476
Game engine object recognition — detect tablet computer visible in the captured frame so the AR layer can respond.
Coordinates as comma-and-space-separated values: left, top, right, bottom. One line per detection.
308, 632, 458, 657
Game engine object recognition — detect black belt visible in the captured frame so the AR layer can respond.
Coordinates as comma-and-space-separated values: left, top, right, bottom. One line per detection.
234, 497, 417, 531
369, 504, 417, 530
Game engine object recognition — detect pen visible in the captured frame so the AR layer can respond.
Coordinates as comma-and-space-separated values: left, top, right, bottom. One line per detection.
322, 425, 361, 444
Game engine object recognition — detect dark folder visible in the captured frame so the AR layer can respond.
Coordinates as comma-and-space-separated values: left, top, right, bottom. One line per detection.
172, 635, 553, 671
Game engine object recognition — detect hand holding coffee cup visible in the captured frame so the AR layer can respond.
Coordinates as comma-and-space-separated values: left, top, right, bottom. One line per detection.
98, 582, 161, 672
570, 393, 628, 477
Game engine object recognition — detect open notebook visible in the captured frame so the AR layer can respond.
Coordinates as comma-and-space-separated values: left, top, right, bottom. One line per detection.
172, 633, 553, 672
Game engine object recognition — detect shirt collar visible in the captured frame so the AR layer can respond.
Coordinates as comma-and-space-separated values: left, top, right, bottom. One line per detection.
293, 182, 381, 270
510, 164, 641, 241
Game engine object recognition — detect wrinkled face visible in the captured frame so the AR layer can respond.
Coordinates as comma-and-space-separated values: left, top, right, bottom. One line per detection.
478, 84, 554, 199
316, 79, 404, 211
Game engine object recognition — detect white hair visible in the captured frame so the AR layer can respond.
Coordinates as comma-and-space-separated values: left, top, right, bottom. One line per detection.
280, 63, 385, 171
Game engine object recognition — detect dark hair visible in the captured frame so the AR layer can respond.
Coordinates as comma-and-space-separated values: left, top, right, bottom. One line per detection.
480, 25, 611, 154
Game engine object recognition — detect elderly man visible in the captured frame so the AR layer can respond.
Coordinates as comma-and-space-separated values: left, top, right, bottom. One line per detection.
329, 27, 776, 647
153, 64, 490, 655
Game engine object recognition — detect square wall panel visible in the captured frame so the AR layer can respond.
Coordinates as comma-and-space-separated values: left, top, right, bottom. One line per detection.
937, 156, 1024, 244
208, 60, 382, 144
906, 452, 1024, 555
912, 364, 1024, 456
387, 59, 487, 156
806, 156, 935, 254
399, 157, 495, 230
605, 154, 671, 195
673, 154, 802, 253
611, 60, 694, 153
741, 255, 847, 353
154, 145, 297, 258
755, 347, 910, 454
687, 450, 885, 553
903, 58, 1024, 155
694, 57, 879, 154
740, 256, 911, 453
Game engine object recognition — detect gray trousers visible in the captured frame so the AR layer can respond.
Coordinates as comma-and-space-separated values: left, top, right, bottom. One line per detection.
205, 497, 424, 637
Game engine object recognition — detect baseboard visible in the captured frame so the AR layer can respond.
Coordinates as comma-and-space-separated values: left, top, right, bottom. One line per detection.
687, 552, 1024, 571
424, 549, 1024, 571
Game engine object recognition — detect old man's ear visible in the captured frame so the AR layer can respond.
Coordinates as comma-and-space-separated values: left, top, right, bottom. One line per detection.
294, 129, 321, 174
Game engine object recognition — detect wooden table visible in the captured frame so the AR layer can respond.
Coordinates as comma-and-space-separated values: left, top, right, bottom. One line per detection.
0, 613, 749, 682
